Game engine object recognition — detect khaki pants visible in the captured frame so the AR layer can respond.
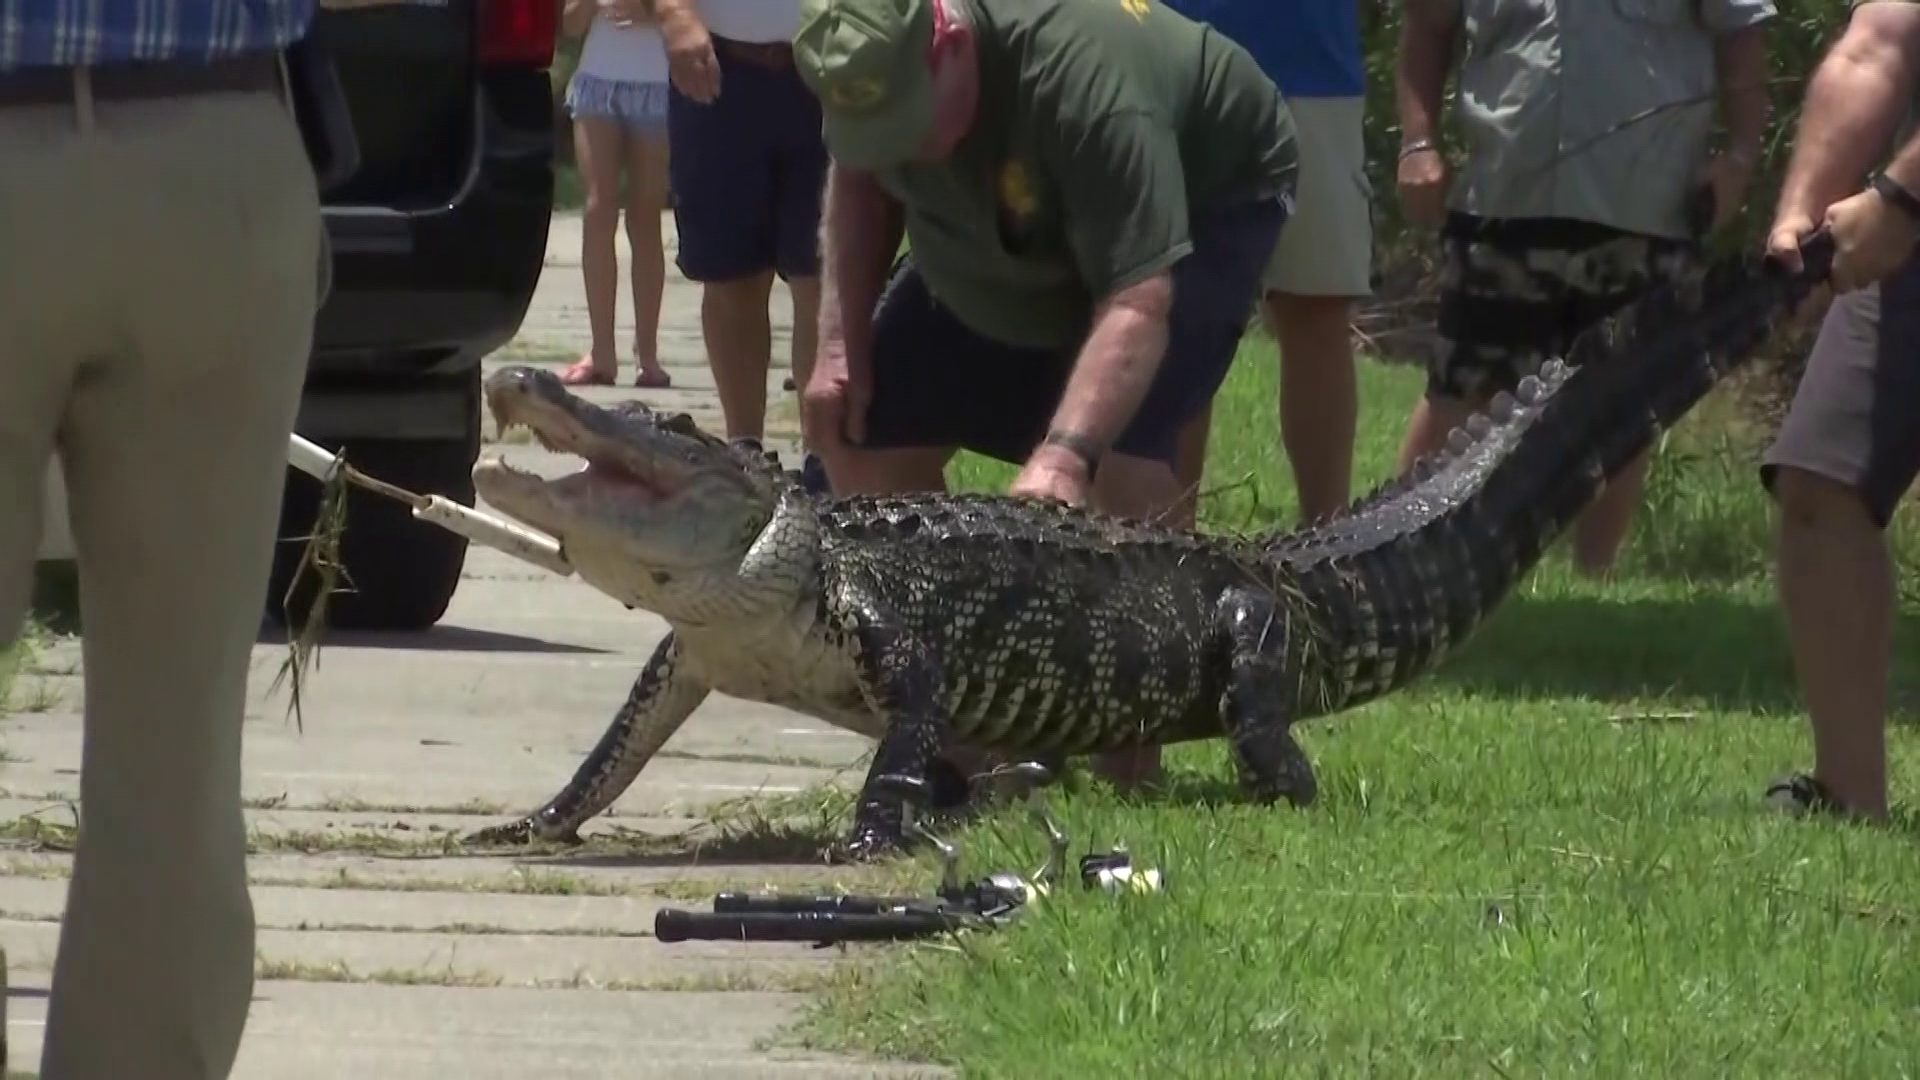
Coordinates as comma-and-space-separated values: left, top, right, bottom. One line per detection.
0, 79, 322, 1078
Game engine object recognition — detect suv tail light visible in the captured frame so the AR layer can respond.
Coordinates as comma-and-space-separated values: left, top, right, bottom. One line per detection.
478, 0, 557, 68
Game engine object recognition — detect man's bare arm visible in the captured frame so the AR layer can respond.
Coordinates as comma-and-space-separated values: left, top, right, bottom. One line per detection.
1713, 25, 1771, 164
817, 164, 904, 368
1395, 0, 1459, 147
1776, 2, 1920, 223
1040, 273, 1173, 460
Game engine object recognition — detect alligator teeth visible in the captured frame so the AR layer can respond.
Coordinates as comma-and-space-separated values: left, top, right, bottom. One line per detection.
478, 453, 537, 479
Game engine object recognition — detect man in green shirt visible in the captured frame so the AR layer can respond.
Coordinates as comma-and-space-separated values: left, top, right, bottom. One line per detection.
792, 0, 1298, 789
1757, 0, 1920, 824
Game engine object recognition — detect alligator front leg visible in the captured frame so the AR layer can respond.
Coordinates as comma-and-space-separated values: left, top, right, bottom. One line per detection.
1219, 588, 1319, 808
467, 633, 711, 846
833, 620, 950, 864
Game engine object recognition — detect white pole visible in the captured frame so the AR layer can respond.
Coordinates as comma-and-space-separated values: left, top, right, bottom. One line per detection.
287, 431, 345, 484
285, 433, 573, 578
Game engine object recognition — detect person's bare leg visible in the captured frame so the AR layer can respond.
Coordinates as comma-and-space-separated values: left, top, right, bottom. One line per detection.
1396, 393, 1478, 475
573, 115, 626, 380
787, 275, 822, 440
1270, 293, 1358, 523
1568, 449, 1650, 578
623, 126, 672, 385
1087, 453, 1187, 792
1170, 405, 1212, 527
703, 273, 775, 440
1772, 467, 1892, 820
819, 445, 951, 498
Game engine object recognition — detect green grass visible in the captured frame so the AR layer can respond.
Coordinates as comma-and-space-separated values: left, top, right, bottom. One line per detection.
794, 337, 1920, 1078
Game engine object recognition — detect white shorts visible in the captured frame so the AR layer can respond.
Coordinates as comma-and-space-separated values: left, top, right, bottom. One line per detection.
1266, 96, 1374, 299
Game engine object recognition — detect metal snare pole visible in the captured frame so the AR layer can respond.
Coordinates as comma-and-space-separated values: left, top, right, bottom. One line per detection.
286, 432, 573, 577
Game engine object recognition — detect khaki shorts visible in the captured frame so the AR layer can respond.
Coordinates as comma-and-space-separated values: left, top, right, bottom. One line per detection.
1264, 96, 1373, 298
1761, 249, 1920, 529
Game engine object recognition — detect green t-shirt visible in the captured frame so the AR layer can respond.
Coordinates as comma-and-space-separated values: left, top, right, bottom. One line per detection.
871, 0, 1299, 349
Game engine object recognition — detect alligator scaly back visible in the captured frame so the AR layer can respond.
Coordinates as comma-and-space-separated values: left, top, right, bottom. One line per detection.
1266, 241, 1829, 717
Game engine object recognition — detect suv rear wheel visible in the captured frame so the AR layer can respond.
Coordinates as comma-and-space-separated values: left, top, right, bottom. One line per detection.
265, 379, 483, 634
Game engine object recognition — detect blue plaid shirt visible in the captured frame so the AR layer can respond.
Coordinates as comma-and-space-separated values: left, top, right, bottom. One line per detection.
0, 0, 316, 72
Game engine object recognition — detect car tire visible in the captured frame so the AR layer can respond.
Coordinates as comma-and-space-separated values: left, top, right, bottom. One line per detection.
264, 379, 483, 634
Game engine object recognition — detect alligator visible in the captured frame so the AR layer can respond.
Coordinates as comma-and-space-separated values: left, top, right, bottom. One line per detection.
466, 237, 1830, 861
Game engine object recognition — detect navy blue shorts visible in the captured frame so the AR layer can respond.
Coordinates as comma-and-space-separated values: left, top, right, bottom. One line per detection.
857, 196, 1288, 466
666, 40, 829, 283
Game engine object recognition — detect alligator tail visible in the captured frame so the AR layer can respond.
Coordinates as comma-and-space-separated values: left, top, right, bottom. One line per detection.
1273, 238, 1831, 715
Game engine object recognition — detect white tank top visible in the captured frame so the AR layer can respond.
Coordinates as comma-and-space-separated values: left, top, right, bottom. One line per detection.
575, 14, 669, 84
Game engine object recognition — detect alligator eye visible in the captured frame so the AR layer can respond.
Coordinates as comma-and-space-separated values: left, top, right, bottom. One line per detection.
662, 413, 699, 435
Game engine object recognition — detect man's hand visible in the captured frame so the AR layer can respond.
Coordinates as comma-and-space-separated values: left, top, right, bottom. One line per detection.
657, 4, 720, 103
1008, 443, 1093, 508
1764, 208, 1835, 326
1826, 185, 1920, 293
562, 0, 597, 37
1771, 185, 1920, 295
1397, 146, 1448, 228
801, 338, 872, 452
1698, 150, 1757, 235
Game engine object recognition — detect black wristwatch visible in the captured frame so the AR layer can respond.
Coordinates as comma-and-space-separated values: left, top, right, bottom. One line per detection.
1043, 429, 1104, 480
1870, 171, 1920, 225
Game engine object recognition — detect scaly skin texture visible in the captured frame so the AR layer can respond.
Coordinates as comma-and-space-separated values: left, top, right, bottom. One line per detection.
468, 242, 1828, 861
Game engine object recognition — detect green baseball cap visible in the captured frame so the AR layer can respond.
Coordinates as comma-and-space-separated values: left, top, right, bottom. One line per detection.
794, 0, 936, 170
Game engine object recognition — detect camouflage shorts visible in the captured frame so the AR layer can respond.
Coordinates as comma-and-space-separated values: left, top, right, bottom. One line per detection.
1429, 213, 1697, 402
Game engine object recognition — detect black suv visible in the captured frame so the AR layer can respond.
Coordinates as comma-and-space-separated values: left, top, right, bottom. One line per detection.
266, 0, 557, 633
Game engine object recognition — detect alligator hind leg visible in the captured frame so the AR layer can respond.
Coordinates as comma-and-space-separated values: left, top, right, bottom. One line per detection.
834, 620, 952, 863
837, 709, 951, 863
1220, 589, 1319, 808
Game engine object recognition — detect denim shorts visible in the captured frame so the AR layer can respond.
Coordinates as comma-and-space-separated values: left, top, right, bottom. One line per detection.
567, 72, 670, 138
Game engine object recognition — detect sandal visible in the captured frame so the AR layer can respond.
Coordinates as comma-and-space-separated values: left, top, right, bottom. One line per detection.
1764, 772, 1843, 816
559, 357, 616, 386
634, 367, 673, 389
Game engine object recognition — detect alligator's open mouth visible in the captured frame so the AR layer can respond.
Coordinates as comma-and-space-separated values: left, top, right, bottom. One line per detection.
472, 367, 707, 526
487, 416, 675, 506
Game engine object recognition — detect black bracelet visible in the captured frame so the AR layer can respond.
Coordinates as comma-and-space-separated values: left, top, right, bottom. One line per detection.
1042, 429, 1104, 479
1871, 171, 1920, 225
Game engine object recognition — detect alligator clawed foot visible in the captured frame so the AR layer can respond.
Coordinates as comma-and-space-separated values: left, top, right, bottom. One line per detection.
463, 814, 583, 848
827, 827, 908, 865
464, 818, 537, 847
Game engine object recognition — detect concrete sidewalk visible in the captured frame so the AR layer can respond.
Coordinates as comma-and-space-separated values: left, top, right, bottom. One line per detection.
0, 212, 940, 1078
